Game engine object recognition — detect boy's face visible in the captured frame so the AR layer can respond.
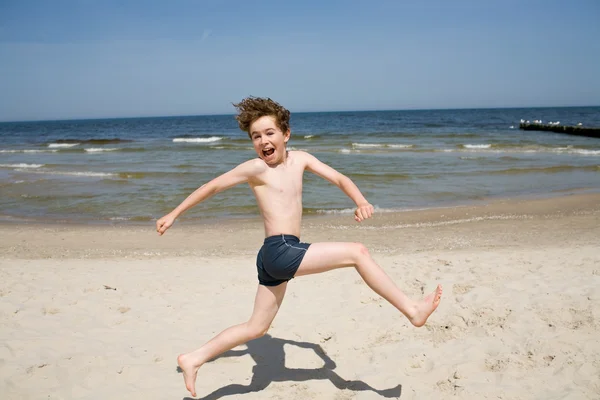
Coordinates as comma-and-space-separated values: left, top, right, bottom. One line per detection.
249, 116, 290, 165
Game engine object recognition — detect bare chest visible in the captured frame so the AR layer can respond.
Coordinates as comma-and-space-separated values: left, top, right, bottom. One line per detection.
252, 163, 304, 199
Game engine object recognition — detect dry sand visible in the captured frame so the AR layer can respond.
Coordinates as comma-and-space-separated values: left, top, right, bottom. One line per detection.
1, 193, 599, 399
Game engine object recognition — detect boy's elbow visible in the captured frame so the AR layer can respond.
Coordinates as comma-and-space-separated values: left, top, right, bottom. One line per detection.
338, 174, 352, 188
202, 182, 219, 196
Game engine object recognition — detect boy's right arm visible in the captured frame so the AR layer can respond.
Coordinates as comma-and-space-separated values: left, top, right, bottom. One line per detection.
156, 159, 261, 235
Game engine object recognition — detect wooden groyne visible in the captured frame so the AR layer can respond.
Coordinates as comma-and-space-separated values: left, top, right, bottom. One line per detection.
519, 122, 600, 138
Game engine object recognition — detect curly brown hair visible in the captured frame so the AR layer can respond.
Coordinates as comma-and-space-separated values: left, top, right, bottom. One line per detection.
233, 96, 291, 137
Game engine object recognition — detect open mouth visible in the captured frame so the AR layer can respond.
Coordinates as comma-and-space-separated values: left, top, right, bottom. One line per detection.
262, 148, 275, 157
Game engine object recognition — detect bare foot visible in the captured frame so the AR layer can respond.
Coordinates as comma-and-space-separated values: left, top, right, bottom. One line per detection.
177, 353, 200, 397
409, 284, 443, 327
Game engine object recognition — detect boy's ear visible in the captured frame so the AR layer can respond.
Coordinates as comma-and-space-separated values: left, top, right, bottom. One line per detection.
284, 130, 291, 143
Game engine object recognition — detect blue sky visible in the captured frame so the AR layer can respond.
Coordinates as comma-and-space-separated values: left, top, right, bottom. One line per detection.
0, 0, 599, 121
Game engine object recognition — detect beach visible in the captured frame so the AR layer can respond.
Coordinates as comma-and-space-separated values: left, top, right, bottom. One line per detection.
1, 193, 599, 399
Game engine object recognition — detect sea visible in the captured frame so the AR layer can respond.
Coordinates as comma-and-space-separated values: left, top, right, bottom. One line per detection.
1, 107, 599, 225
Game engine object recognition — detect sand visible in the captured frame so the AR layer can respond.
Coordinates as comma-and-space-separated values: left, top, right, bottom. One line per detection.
1, 193, 599, 399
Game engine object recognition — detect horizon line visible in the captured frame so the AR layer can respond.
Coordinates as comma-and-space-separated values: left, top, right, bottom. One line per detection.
1, 104, 599, 124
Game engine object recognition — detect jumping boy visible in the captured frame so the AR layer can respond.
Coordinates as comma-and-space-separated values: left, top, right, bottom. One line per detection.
156, 97, 442, 397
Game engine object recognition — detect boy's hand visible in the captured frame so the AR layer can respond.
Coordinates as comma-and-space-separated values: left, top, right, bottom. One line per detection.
354, 203, 374, 222
156, 213, 176, 235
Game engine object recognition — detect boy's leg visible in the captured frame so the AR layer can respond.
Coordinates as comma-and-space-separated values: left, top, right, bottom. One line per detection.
295, 242, 442, 327
177, 283, 287, 397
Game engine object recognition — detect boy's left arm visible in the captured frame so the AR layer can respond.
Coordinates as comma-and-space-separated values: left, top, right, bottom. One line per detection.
303, 152, 374, 222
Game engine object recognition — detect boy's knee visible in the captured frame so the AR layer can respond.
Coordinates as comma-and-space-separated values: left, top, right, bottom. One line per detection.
353, 242, 370, 259
247, 323, 270, 340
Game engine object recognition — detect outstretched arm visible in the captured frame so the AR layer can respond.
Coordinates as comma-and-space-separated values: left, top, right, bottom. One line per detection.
304, 152, 374, 222
156, 159, 260, 235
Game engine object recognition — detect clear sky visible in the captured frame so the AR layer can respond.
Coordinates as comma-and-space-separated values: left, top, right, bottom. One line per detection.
1, 0, 599, 121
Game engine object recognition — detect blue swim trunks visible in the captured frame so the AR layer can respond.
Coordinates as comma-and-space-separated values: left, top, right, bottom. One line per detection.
256, 234, 311, 286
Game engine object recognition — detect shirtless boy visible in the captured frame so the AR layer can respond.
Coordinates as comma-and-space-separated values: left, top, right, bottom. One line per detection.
156, 97, 442, 397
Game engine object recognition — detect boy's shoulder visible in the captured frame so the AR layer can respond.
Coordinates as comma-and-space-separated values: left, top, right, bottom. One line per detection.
239, 157, 268, 172
289, 150, 313, 160
291, 150, 322, 165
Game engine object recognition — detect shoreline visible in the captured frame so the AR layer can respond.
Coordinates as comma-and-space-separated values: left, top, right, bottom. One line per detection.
1, 186, 598, 228
2, 191, 599, 260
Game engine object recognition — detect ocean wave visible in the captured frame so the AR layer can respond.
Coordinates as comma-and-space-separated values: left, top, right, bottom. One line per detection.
0, 149, 59, 153
308, 206, 402, 215
173, 136, 223, 143
352, 143, 385, 148
442, 145, 600, 155
352, 143, 414, 149
0, 147, 144, 154
54, 147, 148, 154
344, 214, 535, 230
0, 163, 44, 169
565, 149, 600, 156
287, 147, 309, 151
486, 165, 600, 175
108, 215, 154, 222
48, 143, 79, 148
461, 144, 492, 149
85, 148, 119, 153
109, 216, 130, 221
14, 169, 115, 177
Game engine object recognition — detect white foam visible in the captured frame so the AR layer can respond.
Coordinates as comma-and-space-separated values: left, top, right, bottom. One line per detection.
84, 148, 119, 153
382, 214, 534, 229
61, 171, 114, 177
304, 135, 315, 139
569, 149, 600, 156
0, 149, 58, 153
316, 206, 399, 215
547, 147, 600, 156
327, 214, 534, 230
15, 169, 114, 177
338, 149, 360, 154
0, 163, 44, 169
352, 143, 384, 148
464, 144, 492, 149
173, 137, 223, 143
48, 143, 79, 148
317, 208, 355, 215
388, 144, 414, 149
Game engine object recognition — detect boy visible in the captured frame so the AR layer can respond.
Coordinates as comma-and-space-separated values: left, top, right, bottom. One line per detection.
156, 97, 442, 397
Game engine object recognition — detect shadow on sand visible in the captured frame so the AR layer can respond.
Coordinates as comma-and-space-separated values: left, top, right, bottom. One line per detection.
179, 334, 401, 399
